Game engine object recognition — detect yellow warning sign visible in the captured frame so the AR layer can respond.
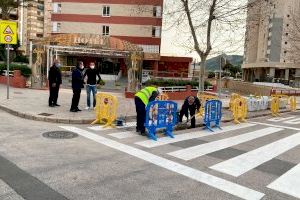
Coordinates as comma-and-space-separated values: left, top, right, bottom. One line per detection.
0, 20, 17, 44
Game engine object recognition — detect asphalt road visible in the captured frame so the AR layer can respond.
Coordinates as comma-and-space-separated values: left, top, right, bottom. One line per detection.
1, 109, 300, 200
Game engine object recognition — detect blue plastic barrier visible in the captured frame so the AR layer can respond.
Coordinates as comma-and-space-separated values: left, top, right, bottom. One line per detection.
145, 101, 177, 141
204, 100, 222, 132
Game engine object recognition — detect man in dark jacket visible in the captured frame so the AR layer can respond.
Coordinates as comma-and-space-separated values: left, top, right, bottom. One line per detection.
83, 62, 101, 110
48, 59, 62, 107
70, 61, 85, 112
179, 96, 201, 128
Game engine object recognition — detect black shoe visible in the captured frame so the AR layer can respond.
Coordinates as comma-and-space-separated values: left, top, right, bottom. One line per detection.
70, 109, 77, 112
136, 128, 140, 133
140, 132, 147, 136
54, 104, 60, 106
49, 104, 55, 107
76, 108, 82, 112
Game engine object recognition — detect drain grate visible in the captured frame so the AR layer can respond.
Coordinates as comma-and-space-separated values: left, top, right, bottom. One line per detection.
38, 113, 53, 116
42, 131, 78, 139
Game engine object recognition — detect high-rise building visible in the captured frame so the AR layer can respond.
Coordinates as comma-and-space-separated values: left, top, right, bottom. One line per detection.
243, 0, 300, 85
50, 0, 163, 54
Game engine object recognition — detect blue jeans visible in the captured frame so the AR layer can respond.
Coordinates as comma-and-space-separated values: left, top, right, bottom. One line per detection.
86, 85, 97, 107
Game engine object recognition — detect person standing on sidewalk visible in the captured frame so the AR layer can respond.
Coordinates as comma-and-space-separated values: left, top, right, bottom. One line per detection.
70, 61, 85, 112
48, 59, 62, 107
83, 62, 101, 110
135, 87, 161, 136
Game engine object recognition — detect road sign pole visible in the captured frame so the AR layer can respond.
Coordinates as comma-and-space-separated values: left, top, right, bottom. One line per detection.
6, 44, 10, 99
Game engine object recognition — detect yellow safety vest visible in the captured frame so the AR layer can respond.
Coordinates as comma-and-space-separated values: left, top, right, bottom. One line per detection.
135, 86, 157, 106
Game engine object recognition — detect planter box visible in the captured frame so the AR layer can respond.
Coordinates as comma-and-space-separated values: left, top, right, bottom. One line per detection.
0, 70, 27, 88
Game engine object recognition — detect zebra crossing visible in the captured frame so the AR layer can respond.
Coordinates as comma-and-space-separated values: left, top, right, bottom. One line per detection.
61, 114, 300, 200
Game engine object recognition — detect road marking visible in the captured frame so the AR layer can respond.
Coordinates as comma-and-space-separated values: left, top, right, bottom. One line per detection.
168, 127, 282, 161
108, 131, 138, 139
60, 126, 265, 200
210, 133, 300, 177
284, 118, 300, 125
267, 116, 296, 122
268, 163, 300, 199
250, 122, 300, 131
88, 124, 135, 131
135, 123, 257, 148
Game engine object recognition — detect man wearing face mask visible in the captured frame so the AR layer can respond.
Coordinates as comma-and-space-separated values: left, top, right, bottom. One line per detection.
179, 95, 201, 128
48, 59, 62, 107
83, 62, 101, 110
70, 61, 85, 112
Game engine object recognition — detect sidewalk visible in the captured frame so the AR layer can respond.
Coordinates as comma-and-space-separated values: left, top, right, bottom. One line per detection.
0, 84, 296, 124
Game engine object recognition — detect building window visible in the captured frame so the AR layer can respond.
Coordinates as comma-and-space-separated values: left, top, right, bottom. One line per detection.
285, 41, 288, 44
284, 50, 287, 54
52, 22, 61, 32
287, 24, 289, 27
102, 6, 110, 17
153, 6, 162, 17
287, 14, 290, 17
102, 25, 110, 36
53, 3, 61, 13
152, 26, 161, 37
286, 33, 289, 36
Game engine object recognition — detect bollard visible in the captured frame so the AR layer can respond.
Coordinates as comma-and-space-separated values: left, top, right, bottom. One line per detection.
204, 100, 222, 132
232, 97, 248, 124
289, 96, 297, 112
271, 96, 280, 117
145, 101, 177, 141
91, 93, 118, 128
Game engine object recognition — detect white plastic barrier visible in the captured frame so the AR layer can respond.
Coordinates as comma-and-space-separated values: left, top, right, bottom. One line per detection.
246, 96, 269, 112
268, 98, 287, 109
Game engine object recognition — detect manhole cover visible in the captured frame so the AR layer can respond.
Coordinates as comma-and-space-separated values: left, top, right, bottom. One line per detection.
42, 131, 78, 139
38, 113, 53, 116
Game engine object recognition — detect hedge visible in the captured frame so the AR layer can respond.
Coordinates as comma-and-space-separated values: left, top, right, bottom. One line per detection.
145, 79, 212, 88
0, 64, 32, 77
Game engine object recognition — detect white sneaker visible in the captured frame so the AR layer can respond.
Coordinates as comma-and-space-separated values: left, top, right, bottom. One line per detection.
85, 107, 90, 110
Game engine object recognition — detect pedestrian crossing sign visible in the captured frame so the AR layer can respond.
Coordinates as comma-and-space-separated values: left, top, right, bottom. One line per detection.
0, 20, 17, 44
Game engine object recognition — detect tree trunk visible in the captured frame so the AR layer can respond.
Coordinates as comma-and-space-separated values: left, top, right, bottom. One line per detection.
199, 56, 207, 93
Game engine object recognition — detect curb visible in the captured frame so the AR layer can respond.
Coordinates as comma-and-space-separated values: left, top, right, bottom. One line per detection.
0, 103, 297, 125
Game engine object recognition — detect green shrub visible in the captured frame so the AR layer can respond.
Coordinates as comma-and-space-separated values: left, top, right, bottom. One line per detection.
13, 55, 29, 63
145, 79, 212, 89
0, 63, 31, 77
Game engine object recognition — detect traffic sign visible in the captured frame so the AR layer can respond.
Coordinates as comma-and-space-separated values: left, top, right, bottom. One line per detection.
0, 20, 17, 44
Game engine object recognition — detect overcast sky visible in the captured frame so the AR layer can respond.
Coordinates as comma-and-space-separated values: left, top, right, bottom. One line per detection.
160, 1, 246, 59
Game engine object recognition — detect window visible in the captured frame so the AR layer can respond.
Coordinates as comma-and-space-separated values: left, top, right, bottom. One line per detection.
102, 25, 110, 36
287, 24, 289, 27
52, 22, 61, 32
152, 26, 161, 37
153, 6, 162, 17
102, 6, 110, 17
285, 41, 288, 44
53, 3, 61, 13
286, 33, 289, 36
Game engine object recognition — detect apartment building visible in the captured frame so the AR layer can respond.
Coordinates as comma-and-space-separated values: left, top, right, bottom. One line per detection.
243, 0, 300, 85
51, 0, 163, 55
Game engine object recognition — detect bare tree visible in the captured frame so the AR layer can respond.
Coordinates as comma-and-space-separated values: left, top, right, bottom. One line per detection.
164, 0, 261, 92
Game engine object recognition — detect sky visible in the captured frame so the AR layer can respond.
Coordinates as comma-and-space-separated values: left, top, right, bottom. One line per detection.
160, 1, 246, 59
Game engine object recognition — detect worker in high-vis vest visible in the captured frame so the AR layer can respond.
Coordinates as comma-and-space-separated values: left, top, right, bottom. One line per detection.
135, 86, 162, 136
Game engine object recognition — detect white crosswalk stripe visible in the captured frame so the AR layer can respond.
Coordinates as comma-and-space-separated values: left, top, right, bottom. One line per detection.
210, 132, 300, 177
267, 116, 296, 122
168, 127, 283, 161
268, 163, 300, 199
135, 123, 256, 148
88, 123, 135, 131
108, 131, 138, 139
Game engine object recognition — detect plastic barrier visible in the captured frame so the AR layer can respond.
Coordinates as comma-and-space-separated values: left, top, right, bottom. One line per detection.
156, 93, 169, 100
197, 93, 218, 116
204, 100, 222, 132
289, 96, 297, 112
145, 100, 177, 141
271, 96, 280, 117
246, 96, 269, 112
91, 93, 118, 128
232, 97, 248, 124
229, 93, 241, 111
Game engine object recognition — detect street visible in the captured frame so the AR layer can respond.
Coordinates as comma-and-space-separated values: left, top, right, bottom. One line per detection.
1, 110, 300, 200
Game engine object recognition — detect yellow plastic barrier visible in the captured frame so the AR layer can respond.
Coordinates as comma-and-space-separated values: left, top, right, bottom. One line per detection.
229, 93, 241, 111
289, 96, 297, 112
197, 93, 218, 116
156, 93, 169, 100
271, 96, 280, 117
232, 97, 248, 124
91, 93, 118, 128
